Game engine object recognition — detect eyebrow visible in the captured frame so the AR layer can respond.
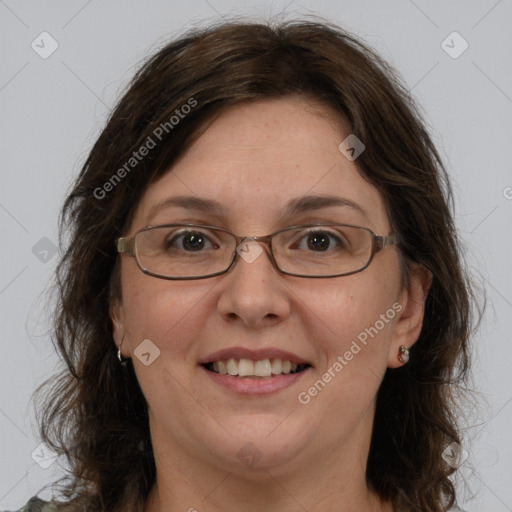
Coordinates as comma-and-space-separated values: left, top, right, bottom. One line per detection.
146, 194, 368, 223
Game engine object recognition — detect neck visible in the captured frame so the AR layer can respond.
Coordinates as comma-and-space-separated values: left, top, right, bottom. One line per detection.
144, 473, 392, 512
143, 409, 393, 512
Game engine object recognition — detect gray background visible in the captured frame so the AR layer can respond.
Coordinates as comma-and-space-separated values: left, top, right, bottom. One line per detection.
1, 0, 511, 510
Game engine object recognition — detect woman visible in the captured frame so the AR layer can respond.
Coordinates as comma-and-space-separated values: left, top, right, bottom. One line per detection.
15, 18, 475, 512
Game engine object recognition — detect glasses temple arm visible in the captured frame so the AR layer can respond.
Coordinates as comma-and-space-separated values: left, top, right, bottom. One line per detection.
375, 233, 398, 251
117, 237, 133, 255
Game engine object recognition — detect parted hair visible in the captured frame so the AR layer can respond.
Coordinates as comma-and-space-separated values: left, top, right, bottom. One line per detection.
34, 17, 476, 512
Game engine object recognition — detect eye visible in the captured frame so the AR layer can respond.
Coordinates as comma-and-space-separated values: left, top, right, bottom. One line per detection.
165, 229, 218, 252
294, 229, 345, 252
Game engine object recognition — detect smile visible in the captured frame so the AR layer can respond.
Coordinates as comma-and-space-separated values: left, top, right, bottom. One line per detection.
203, 358, 310, 378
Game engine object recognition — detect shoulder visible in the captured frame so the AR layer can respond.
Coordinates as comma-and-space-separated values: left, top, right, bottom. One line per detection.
2, 496, 59, 512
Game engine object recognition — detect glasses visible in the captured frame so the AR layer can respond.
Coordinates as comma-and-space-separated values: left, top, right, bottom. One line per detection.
116, 223, 398, 280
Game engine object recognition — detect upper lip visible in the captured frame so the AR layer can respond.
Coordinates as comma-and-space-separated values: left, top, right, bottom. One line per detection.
198, 347, 312, 366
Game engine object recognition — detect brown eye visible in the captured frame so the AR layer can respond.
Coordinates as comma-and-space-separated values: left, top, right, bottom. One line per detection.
306, 232, 332, 251
164, 230, 217, 252
292, 229, 345, 252
180, 232, 206, 251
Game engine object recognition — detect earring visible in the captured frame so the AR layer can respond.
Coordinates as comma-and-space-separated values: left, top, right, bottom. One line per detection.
117, 336, 128, 366
397, 345, 410, 364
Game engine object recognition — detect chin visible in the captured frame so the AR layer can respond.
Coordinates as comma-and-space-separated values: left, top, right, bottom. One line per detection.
206, 415, 312, 474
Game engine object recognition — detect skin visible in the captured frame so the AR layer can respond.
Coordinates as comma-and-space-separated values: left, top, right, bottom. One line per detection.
111, 96, 431, 512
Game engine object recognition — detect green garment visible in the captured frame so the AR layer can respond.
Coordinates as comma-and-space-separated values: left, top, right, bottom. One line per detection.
4, 497, 57, 512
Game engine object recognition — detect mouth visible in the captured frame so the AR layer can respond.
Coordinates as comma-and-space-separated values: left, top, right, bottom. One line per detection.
202, 358, 311, 378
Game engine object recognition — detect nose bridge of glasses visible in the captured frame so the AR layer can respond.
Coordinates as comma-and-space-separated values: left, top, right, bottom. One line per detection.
232, 233, 277, 270
234, 233, 274, 248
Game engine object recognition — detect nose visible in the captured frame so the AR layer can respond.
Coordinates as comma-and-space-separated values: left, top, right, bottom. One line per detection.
216, 240, 292, 328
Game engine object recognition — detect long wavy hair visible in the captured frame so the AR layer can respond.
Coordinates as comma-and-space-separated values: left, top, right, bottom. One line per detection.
34, 18, 478, 512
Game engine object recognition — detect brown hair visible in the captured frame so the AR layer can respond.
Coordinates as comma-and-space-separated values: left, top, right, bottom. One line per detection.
34, 18, 477, 512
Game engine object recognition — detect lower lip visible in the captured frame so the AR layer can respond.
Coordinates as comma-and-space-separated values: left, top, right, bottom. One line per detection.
200, 365, 310, 396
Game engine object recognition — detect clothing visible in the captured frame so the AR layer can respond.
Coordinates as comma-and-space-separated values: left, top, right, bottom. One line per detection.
2, 497, 57, 512
6, 495, 468, 511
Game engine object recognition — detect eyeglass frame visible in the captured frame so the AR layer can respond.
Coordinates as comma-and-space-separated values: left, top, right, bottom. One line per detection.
116, 222, 398, 280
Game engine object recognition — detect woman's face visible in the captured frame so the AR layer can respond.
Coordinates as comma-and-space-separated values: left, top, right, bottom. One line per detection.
112, 96, 423, 477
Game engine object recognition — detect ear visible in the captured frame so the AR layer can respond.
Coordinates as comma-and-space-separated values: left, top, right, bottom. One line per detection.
110, 298, 126, 356
387, 264, 433, 368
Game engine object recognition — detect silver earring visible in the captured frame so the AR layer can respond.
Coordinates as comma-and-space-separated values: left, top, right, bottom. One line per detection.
398, 345, 410, 364
117, 336, 128, 366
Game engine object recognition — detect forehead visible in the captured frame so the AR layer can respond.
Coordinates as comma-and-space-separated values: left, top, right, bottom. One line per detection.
132, 96, 390, 234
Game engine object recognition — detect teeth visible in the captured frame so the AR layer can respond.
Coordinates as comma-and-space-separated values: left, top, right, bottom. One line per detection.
227, 358, 238, 376
271, 358, 281, 374
254, 359, 272, 377
238, 359, 255, 376
208, 358, 306, 377
218, 360, 227, 375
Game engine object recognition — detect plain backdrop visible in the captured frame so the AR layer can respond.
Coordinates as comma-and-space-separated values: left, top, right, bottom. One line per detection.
1, 1, 511, 510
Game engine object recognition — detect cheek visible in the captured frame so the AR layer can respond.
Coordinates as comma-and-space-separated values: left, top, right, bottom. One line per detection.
294, 271, 401, 425
120, 265, 210, 357
120, 274, 214, 415
303, 255, 402, 365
